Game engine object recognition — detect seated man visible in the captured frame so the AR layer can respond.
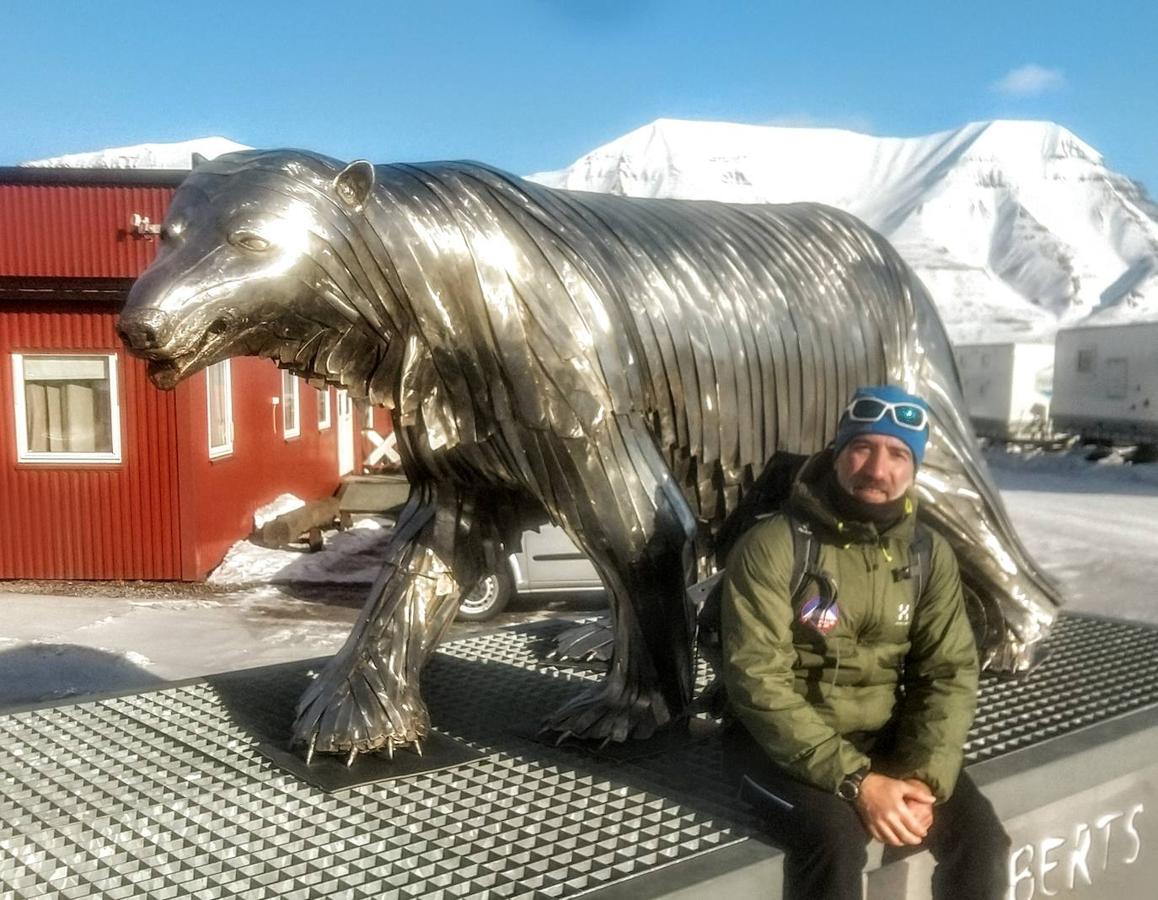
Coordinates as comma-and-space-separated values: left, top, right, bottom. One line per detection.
721, 384, 1010, 899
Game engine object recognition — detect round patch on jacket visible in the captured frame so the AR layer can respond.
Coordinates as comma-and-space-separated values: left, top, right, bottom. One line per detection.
799, 596, 840, 634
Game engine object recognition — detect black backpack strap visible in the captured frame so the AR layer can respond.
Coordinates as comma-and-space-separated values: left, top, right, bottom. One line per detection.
789, 515, 841, 610
909, 523, 934, 606
787, 516, 820, 604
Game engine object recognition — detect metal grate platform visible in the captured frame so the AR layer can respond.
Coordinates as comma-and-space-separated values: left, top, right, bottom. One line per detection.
964, 614, 1158, 763
2, 613, 1157, 898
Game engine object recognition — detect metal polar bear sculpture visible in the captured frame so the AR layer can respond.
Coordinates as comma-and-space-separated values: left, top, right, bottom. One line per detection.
118, 150, 1061, 763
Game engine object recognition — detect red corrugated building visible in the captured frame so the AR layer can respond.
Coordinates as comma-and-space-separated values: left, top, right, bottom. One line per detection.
0, 167, 394, 581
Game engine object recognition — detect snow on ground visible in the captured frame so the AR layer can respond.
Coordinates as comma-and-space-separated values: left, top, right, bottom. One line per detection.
0, 505, 397, 708
1, 449, 1155, 709
0, 589, 361, 709
985, 446, 1158, 625
210, 511, 393, 587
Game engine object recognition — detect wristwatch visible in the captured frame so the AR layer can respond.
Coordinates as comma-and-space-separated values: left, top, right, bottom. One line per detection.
836, 766, 870, 802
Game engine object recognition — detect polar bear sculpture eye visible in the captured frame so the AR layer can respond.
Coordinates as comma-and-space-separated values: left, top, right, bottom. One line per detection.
230, 230, 272, 252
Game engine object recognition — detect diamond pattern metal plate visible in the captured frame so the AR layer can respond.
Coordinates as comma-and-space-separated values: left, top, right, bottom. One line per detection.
2, 613, 1156, 898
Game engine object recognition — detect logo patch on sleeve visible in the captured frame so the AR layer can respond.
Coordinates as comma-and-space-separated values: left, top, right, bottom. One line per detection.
800, 596, 840, 634
896, 603, 912, 625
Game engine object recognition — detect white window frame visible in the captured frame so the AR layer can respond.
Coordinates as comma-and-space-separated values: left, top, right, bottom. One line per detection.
281, 370, 301, 439
206, 360, 234, 459
11, 352, 123, 464
317, 386, 332, 430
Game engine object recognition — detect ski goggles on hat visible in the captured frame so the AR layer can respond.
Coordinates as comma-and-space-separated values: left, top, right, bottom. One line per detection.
843, 397, 929, 431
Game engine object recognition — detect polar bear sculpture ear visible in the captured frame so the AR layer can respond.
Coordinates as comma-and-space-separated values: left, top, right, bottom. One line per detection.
333, 160, 375, 212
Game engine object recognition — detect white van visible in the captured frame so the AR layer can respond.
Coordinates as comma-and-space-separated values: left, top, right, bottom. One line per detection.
457, 524, 603, 621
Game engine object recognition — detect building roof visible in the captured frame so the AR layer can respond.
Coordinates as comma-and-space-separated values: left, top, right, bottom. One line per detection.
0, 166, 189, 187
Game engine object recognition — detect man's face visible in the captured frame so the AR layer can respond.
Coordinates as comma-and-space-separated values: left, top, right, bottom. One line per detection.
834, 434, 916, 504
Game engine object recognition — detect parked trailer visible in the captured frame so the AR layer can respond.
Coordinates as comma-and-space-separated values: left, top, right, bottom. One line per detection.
1052, 322, 1158, 445
954, 342, 1054, 440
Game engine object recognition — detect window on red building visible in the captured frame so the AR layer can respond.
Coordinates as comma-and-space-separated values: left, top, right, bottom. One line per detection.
206, 360, 234, 458
11, 353, 122, 464
317, 386, 331, 430
281, 370, 300, 438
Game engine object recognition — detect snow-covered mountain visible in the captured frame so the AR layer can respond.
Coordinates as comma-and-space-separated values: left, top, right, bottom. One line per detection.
22, 137, 251, 171
530, 119, 1158, 342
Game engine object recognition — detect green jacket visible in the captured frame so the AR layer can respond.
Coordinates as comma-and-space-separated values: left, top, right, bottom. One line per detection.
721, 451, 979, 801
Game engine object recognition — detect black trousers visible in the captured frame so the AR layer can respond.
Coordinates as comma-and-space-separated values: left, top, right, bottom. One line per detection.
724, 729, 1011, 899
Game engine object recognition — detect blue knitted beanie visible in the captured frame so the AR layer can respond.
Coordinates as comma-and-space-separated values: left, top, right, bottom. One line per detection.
833, 385, 930, 465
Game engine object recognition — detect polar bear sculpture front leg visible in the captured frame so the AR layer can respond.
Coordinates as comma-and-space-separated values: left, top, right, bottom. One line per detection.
291, 485, 474, 764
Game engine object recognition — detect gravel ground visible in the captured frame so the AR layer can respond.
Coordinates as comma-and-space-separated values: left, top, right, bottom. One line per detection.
0, 579, 237, 600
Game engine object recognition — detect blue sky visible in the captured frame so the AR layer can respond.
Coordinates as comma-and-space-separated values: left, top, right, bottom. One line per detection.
3, 1, 1155, 192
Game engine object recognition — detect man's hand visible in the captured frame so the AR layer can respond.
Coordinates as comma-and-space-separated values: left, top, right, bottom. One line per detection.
903, 778, 935, 834
854, 774, 937, 846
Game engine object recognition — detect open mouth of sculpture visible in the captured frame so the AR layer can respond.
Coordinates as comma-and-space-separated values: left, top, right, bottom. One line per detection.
142, 331, 327, 391
146, 356, 197, 390
139, 328, 235, 390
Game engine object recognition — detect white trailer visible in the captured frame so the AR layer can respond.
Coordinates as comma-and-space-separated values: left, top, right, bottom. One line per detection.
954, 342, 1054, 439
1052, 321, 1158, 444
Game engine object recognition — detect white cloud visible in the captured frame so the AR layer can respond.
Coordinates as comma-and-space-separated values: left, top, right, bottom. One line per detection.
992, 64, 1066, 97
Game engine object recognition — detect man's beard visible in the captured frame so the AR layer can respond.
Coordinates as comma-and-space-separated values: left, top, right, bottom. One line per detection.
825, 470, 908, 528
